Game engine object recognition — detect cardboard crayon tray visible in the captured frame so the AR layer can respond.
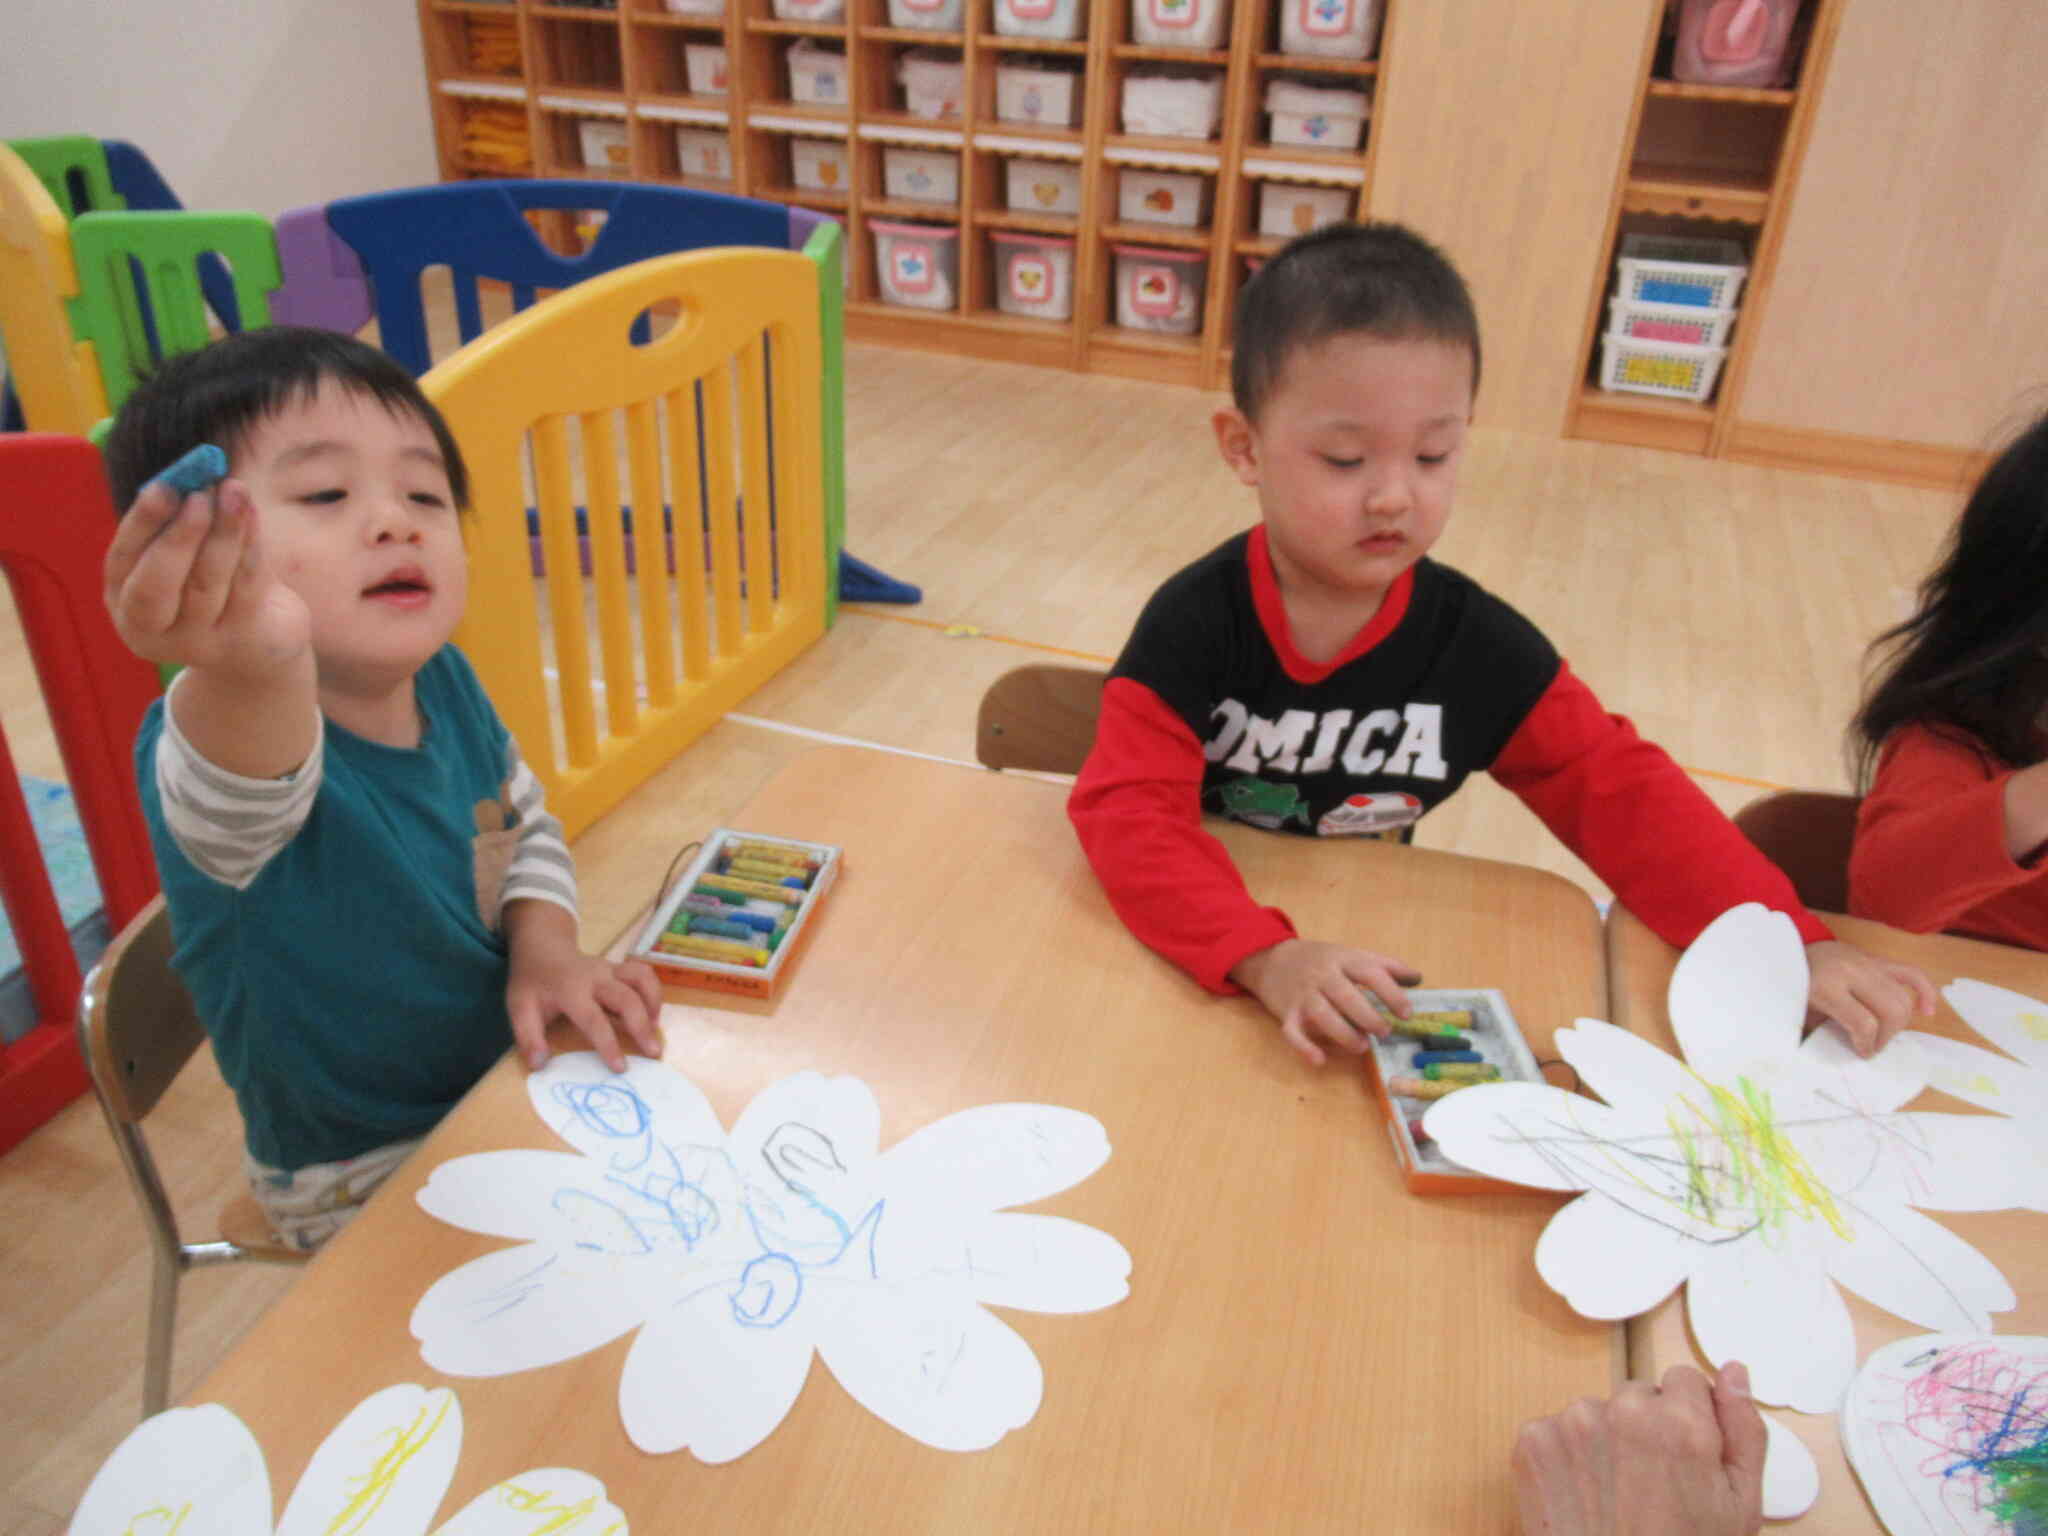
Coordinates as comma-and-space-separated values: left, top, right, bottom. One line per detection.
629, 828, 841, 1002
1361, 988, 1547, 1195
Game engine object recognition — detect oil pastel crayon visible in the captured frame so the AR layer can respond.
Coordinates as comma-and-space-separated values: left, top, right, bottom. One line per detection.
1408, 1009, 1475, 1030
729, 857, 810, 885
658, 932, 769, 967
1409, 1118, 1432, 1145
696, 874, 803, 907
1422, 1061, 1501, 1083
1388, 1018, 1462, 1042
729, 839, 817, 867
1411, 1049, 1483, 1068
150, 443, 228, 495
1388, 1075, 1471, 1101
686, 914, 756, 943
680, 894, 776, 932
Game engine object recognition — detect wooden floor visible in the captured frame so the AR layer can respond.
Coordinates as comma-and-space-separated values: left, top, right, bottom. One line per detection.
0, 341, 1963, 1533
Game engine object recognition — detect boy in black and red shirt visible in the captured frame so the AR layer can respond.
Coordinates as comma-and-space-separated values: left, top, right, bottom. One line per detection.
1068, 222, 1933, 1066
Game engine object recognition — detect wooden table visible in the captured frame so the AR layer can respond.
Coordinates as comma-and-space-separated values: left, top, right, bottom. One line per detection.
194, 747, 1616, 1533
1609, 906, 2048, 1533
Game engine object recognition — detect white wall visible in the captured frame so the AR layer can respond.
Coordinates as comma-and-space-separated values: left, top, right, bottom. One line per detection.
1, 0, 439, 217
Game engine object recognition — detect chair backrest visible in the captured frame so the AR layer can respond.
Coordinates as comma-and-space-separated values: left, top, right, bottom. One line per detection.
1733, 789, 1861, 915
422, 246, 831, 840
0, 435, 164, 1153
976, 665, 1108, 774
0, 143, 110, 437
325, 179, 792, 377
78, 896, 203, 1126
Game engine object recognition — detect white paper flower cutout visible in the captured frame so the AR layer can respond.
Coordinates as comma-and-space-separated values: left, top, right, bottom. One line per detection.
1902, 982, 2048, 1191
69, 1384, 627, 1535
1425, 905, 2039, 1416
412, 1055, 1131, 1462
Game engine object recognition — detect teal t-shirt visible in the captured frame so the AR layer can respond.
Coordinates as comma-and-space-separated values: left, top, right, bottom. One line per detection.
138, 647, 520, 1170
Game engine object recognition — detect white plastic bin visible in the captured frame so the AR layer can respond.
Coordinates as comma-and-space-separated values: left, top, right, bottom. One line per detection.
684, 43, 729, 96
674, 127, 734, 182
898, 50, 965, 119
1113, 243, 1206, 334
1606, 296, 1738, 350
1118, 168, 1207, 228
1120, 71, 1223, 138
994, 0, 1085, 42
1672, 0, 1801, 88
577, 120, 630, 172
1264, 78, 1368, 148
1131, 0, 1229, 48
1277, 0, 1378, 59
991, 232, 1075, 320
791, 137, 850, 192
665, 0, 726, 16
1615, 233, 1748, 309
872, 220, 958, 309
884, 147, 960, 204
787, 40, 848, 105
771, 0, 843, 19
889, 0, 963, 31
995, 60, 1081, 127
1597, 333, 1728, 403
1005, 157, 1083, 214
1257, 180, 1350, 238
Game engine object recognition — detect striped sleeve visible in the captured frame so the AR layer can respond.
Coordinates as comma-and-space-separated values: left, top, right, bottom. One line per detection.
499, 742, 577, 918
153, 679, 324, 890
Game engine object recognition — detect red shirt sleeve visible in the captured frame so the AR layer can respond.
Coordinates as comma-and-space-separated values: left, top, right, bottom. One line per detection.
1849, 724, 2040, 933
1068, 676, 1296, 992
1490, 663, 1831, 948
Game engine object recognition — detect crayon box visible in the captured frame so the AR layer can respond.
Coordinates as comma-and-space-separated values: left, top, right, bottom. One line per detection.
630, 829, 842, 1002
1360, 988, 1547, 1195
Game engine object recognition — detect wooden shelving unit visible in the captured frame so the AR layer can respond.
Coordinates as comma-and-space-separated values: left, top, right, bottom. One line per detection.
414, 0, 1398, 388
1565, 0, 1846, 457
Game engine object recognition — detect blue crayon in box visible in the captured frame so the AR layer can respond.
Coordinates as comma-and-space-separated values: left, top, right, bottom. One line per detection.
632, 827, 842, 1002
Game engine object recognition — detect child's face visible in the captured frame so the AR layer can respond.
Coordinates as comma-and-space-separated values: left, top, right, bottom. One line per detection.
231, 381, 467, 697
1213, 332, 1473, 613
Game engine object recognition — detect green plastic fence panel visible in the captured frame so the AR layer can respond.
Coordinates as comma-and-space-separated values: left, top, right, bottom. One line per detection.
65, 211, 280, 412
5, 135, 124, 219
803, 219, 846, 628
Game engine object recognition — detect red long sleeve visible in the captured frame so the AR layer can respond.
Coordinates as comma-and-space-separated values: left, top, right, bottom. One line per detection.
1068, 677, 1296, 992
1491, 664, 1831, 948
1849, 724, 2048, 945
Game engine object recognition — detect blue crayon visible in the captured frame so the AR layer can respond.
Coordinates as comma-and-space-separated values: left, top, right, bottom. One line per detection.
1412, 1049, 1484, 1068
150, 443, 228, 495
687, 914, 757, 942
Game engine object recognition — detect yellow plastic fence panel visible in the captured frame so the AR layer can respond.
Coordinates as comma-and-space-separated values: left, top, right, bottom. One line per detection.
0, 144, 108, 438
423, 247, 828, 842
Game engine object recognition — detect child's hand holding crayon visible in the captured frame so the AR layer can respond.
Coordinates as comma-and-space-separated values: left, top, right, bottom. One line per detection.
1230, 938, 1423, 1066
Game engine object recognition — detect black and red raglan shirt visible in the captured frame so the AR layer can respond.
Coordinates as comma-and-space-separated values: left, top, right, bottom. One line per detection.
1068, 527, 1828, 992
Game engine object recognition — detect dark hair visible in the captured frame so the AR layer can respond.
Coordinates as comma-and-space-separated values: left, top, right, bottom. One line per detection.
1851, 408, 2048, 785
102, 327, 470, 511
1230, 222, 1482, 421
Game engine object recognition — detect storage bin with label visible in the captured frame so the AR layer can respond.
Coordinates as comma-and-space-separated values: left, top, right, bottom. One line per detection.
1597, 333, 1728, 404
995, 60, 1081, 127
888, 0, 963, 31
1277, 0, 1378, 59
1131, 0, 1229, 49
1118, 168, 1207, 228
578, 120, 630, 172
1606, 296, 1737, 350
898, 50, 965, 119
1120, 70, 1223, 139
1672, 0, 1801, 88
771, 0, 843, 19
791, 137, 850, 192
991, 232, 1075, 320
1113, 244, 1206, 334
884, 147, 960, 204
872, 221, 958, 310
1257, 180, 1350, 237
1614, 234, 1748, 309
684, 43, 729, 96
994, 0, 1085, 42
665, 0, 726, 16
1264, 78, 1368, 148
787, 40, 848, 105
674, 127, 734, 182
1004, 156, 1083, 214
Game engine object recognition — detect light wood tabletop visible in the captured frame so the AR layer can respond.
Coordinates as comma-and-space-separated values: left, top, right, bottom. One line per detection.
1608, 905, 2048, 1534
191, 746, 1615, 1533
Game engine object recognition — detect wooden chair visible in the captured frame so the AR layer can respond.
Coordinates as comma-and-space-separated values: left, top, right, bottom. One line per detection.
975, 664, 1108, 774
1732, 788, 1862, 915
78, 896, 308, 1421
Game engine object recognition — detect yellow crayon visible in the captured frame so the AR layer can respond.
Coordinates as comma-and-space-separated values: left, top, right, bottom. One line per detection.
728, 841, 816, 869
658, 932, 770, 967
729, 857, 809, 886
698, 873, 805, 907
1422, 1061, 1502, 1083
1388, 1075, 1474, 1101
1407, 1010, 1474, 1030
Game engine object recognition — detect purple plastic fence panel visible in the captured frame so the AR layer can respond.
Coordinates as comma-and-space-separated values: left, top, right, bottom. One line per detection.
270, 205, 373, 334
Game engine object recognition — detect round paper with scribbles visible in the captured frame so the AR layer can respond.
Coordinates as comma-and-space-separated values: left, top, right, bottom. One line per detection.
411, 1057, 1131, 1462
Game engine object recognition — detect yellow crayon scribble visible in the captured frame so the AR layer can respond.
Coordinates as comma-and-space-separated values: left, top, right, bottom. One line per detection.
1936, 1072, 2000, 1098
495, 1480, 608, 1532
2019, 1011, 2048, 1043
122, 1505, 190, 1533
1667, 1077, 1852, 1242
325, 1392, 456, 1535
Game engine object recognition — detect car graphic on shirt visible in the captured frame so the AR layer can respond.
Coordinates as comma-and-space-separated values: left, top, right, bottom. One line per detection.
1315, 790, 1423, 838
1209, 776, 1313, 829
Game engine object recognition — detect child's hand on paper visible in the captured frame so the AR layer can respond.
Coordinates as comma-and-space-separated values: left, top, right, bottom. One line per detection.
504, 901, 665, 1072
1802, 940, 1936, 1056
1230, 938, 1421, 1065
